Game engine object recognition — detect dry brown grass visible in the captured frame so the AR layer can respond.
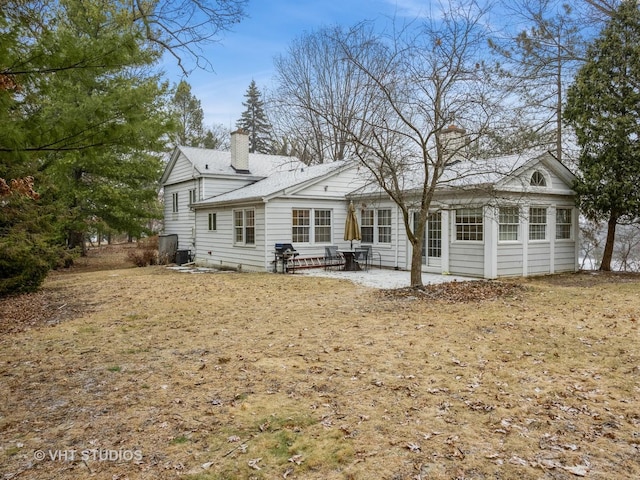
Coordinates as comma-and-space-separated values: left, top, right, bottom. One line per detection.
1, 246, 639, 480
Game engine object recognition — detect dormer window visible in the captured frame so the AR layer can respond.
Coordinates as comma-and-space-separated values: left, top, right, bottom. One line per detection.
530, 170, 547, 187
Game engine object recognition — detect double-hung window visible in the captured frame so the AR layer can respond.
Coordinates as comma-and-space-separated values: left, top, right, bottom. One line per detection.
292, 209, 332, 244
360, 209, 391, 244
499, 207, 519, 241
377, 209, 392, 243
556, 208, 572, 239
529, 207, 547, 240
234, 209, 255, 245
189, 188, 197, 204
455, 207, 484, 241
361, 210, 374, 243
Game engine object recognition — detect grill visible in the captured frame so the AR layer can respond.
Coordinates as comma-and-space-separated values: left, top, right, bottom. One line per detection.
274, 243, 299, 273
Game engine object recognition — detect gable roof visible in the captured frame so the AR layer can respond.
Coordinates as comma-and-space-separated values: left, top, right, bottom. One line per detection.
349, 149, 576, 197
160, 145, 304, 184
192, 160, 355, 208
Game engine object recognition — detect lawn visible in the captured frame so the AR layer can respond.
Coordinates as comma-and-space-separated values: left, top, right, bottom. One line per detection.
1, 244, 639, 479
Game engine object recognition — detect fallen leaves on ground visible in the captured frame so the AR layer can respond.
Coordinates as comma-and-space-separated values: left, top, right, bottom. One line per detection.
380, 279, 526, 303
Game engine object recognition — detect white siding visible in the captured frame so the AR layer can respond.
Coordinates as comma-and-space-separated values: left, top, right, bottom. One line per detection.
528, 243, 551, 275
497, 244, 524, 276
163, 182, 196, 251
164, 153, 199, 185
194, 204, 266, 271
554, 242, 576, 272
449, 244, 485, 277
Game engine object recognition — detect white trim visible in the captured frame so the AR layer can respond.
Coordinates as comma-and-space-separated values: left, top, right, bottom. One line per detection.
441, 210, 450, 274
548, 206, 556, 274
484, 206, 498, 279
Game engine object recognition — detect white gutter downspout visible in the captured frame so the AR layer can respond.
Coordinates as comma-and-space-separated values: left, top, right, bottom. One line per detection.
395, 204, 400, 269
264, 199, 270, 272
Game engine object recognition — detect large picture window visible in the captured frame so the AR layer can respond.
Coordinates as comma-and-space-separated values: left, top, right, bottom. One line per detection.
529, 207, 547, 240
456, 207, 484, 241
499, 207, 519, 241
234, 209, 255, 245
292, 209, 332, 244
556, 208, 572, 239
360, 208, 391, 244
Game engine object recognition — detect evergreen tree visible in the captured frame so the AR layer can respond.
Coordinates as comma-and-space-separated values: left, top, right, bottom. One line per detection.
236, 80, 273, 153
170, 80, 205, 147
564, 0, 640, 271
0, 0, 173, 293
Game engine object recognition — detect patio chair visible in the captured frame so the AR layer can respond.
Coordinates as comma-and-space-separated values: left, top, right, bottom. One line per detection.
324, 246, 344, 271
355, 246, 370, 271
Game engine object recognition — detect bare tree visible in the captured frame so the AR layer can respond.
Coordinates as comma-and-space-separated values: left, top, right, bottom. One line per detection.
299, 2, 507, 287
129, 0, 248, 72
489, 0, 588, 162
271, 25, 373, 164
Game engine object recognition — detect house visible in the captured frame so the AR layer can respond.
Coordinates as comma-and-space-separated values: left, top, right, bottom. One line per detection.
160, 129, 578, 278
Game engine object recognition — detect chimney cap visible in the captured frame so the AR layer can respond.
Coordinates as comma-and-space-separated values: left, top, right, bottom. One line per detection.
442, 124, 466, 133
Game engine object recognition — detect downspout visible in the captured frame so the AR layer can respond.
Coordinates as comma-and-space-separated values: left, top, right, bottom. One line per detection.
264, 199, 270, 272
395, 204, 400, 269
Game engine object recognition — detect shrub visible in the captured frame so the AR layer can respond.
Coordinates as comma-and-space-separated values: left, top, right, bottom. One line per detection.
127, 236, 159, 267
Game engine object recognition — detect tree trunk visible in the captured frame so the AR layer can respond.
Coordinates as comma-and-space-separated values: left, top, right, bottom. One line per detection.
409, 238, 424, 288
67, 231, 86, 256
600, 212, 617, 271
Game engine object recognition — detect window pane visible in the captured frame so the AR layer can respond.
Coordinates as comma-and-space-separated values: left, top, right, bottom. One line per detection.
556, 208, 572, 239
530, 171, 546, 186
234, 211, 244, 242
499, 207, 519, 241
292, 209, 310, 243
361, 210, 374, 243
314, 209, 332, 243
172, 193, 179, 213
245, 210, 255, 244
378, 209, 391, 243
529, 207, 547, 240
456, 208, 483, 241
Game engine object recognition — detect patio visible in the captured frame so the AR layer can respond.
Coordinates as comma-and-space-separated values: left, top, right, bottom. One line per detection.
298, 267, 476, 289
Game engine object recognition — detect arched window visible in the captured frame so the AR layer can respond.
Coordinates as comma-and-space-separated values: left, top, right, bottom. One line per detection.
530, 170, 547, 187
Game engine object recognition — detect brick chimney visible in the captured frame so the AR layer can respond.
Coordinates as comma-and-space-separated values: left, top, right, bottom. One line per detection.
231, 129, 250, 173
439, 125, 468, 162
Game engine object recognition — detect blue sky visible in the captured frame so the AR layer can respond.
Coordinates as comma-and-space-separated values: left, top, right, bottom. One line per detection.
162, 0, 432, 128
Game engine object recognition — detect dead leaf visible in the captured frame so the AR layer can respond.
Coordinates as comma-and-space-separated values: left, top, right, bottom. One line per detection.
248, 458, 262, 470
288, 454, 303, 465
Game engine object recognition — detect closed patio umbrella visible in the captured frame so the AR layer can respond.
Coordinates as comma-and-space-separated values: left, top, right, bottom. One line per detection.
344, 201, 361, 250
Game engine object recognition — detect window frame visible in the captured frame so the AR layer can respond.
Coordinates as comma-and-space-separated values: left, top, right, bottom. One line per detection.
528, 207, 548, 241
530, 170, 547, 187
360, 208, 392, 245
189, 188, 197, 204
498, 206, 520, 242
233, 208, 255, 246
455, 207, 484, 242
555, 208, 573, 240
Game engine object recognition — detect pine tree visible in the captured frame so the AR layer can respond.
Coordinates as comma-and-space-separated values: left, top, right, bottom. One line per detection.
170, 80, 205, 147
236, 80, 273, 153
564, 0, 640, 271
